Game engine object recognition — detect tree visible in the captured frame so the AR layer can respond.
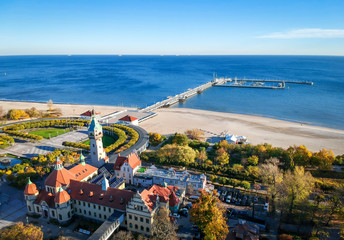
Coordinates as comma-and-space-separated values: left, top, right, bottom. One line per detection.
149, 132, 165, 146
0, 222, 43, 240
157, 144, 196, 165
259, 158, 283, 214
171, 133, 189, 146
310, 148, 335, 170
185, 129, 205, 141
215, 148, 229, 165
190, 190, 228, 240
279, 166, 315, 215
7, 109, 29, 120
151, 207, 178, 240
112, 231, 134, 240
47, 99, 54, 111
247, 155, 259, 165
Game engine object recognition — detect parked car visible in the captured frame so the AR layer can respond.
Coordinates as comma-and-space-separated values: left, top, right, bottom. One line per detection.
225, 195, 231, 203
170, 213, 180, 218
264, 203, 269, 211
185, 203, 193, 209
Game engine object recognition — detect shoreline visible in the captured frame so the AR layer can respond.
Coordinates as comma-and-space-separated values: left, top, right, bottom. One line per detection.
1, 100, 344, 155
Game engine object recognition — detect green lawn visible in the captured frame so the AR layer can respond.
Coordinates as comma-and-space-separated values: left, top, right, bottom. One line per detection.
29, 128, 70, 139
83, 134, 117, 148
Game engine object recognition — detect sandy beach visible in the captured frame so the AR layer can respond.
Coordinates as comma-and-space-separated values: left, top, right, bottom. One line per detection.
1, 101, 344, 155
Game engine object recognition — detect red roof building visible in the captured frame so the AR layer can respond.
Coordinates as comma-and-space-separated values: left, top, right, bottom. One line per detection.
80, 110, 100, 117
140, 185, 181, 211
54, 187, 71, 204
117, 115, 139, 126
24, 178, 39, 195
114, 153, 141, 171
114, 153, 141, 185
68, 180, 134, 211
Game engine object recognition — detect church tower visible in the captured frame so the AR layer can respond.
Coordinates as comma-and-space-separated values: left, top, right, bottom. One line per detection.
88, 110, 108, 167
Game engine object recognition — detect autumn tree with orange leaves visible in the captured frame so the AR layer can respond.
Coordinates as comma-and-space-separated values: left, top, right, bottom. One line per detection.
190, 190, 228, 240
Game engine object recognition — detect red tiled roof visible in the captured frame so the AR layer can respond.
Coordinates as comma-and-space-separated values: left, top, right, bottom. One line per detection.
68, 180, 134, 210
114, 153, 141, 170
24, 183, 39, 195
55, 189, 71, 204
141, 185, 179, 211
119, 115, 138, 122
45, 167, 76, 187
69, 163, 98, 181
169, 191, 179, 207
34, 189, 56, 208
81, 110, 100, 116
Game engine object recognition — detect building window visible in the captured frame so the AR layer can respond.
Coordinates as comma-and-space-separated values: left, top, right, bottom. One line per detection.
129, 214, 132, 219
88, 203, 90, 207
104, 215, 106, 219
84, 210, 86, 214
141, 226, 144, 231
140, 217, 143, 222
79, 209, 81, 213
98, 206, 101, 210
68, 212, 71, 218
146, 219, 149, 224
99, 214, 101, 218
135, 224, 138, 229
59, 214, 62, 220
108, 208, 111, 212
103, 206, 106, 211
89, 211, 91, 216
83, 202, 85, 206
134, 216, 138, 221
129, 223, 133, 228
36, 206, 39, 212
94, 212, 97, 217
146, 227, 149, 232
52, 211, 55, 217
94, 204, 96, 209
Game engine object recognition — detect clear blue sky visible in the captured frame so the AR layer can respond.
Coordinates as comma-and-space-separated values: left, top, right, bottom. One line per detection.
1, 0, 344, 55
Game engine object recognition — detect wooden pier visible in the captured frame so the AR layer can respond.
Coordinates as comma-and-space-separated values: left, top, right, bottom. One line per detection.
139, 77, 226, 112
139, 76, 313, 112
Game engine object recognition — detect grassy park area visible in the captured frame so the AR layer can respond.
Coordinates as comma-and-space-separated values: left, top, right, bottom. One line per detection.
29, 128, 70, 139
83, 134, 117, 148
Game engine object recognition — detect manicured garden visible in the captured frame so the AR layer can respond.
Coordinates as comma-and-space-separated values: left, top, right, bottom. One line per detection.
29, 128, 70, 139
82, 134, 117, 148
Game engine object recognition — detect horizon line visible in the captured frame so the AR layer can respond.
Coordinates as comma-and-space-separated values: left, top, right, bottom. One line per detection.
1, 53, 344, 57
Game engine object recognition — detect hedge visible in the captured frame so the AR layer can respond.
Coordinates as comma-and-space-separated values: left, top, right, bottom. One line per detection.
4, 130, 43, 141
62, 141, 90, 150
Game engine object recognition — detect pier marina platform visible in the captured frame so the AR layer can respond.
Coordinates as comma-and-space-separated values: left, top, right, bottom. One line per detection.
104, 76, 313, 121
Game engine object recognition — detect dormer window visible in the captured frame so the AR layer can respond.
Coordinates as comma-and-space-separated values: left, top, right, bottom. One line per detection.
80, 189, 83, 195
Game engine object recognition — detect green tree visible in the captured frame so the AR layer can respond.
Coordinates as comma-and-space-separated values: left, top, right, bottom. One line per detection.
190, 191, 228, 240
171, 133, 189, 146
247, 155, 259, 165
280, 166, 315, 215
215, 147, 229, 165
151, 207, 178, 240
157, 144, 196, 165
0, 222, 43, 240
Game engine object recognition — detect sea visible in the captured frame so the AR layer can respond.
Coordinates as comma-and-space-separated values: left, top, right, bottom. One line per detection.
0, 55, 343, 130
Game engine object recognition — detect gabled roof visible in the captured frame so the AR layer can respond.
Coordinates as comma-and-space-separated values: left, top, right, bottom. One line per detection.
34, 189, 56, 208
54, 187, 71, 204
45, 165, 76, 187
68, 180, 134, 210
24, 178, 39, 195
81, 110, 100, 116
169, 191, 179, 207
114, 153, 141, 170
69, 163, 98, 181
140, 185, 179, 211
119, 115, 138, 122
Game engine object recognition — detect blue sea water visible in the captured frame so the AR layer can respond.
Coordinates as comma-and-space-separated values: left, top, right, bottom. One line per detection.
0, 55, 343, 129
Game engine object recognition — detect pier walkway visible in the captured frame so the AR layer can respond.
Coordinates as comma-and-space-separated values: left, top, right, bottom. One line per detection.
139, 77, 227, 112
214, 77, 313, 85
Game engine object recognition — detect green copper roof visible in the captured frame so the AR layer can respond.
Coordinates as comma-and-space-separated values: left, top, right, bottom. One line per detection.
27, 177, 32, 185
80, 151, 85, 165
88, 114, 102, 132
